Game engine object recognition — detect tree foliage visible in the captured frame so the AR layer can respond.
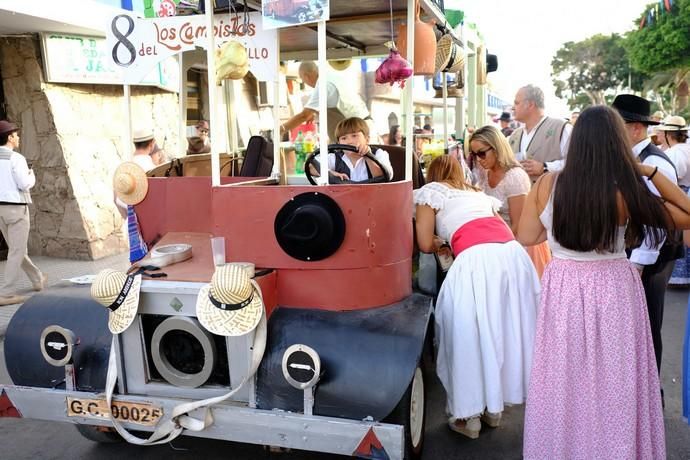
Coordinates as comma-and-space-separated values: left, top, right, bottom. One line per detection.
625, 0, 690, 74
551, 34, 645, 109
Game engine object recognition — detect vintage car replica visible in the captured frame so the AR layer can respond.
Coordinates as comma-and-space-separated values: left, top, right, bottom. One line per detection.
0, 1, 490, 458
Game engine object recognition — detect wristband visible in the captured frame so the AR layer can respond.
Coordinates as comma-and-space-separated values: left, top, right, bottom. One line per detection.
648, 166, 658, 181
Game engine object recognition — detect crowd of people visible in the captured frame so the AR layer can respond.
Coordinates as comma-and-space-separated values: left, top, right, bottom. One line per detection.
414, 86, 690, 458
3, 54, 690, 457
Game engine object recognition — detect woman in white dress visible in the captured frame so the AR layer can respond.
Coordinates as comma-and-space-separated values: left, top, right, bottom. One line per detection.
414, 155, 540, 439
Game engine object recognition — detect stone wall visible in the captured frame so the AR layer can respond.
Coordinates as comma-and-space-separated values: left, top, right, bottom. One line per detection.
0, 36, 180, 260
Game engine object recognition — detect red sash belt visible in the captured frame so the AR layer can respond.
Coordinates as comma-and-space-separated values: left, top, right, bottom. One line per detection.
450, 216, 515, 256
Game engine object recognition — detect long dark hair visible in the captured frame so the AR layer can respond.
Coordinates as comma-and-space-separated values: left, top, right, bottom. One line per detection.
388, 125, 401, 145
552, 105, 671, 252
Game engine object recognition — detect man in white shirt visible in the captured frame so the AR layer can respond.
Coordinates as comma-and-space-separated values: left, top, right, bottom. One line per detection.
131, 128, 157, 172
508, 85, 572, 180
280, 61, 376, 142
0, 120, 45, 306
613, 94, 680, 382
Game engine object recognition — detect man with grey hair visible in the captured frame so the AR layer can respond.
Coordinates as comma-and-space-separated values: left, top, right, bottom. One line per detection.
281, 61, 376, 142
508, 84, 572, 179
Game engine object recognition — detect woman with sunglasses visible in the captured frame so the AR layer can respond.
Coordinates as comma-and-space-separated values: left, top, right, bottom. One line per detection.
414, 155, 539, 439
469, 126, 551, 278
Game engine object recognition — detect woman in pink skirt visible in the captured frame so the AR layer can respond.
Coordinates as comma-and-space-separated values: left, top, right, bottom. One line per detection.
518, 105, 690, 459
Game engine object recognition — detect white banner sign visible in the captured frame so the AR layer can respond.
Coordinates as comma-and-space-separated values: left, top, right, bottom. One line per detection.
106, 12, 277, 84
40, 33, 179, 92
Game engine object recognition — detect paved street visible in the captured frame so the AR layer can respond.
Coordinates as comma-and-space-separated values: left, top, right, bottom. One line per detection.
0, 255, 689, 459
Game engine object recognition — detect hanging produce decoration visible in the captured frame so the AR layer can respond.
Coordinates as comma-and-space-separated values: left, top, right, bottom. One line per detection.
375, 0, 413, 87
375, 45, 414, 88
215, 2, 250, 83
215, 40, 249, 83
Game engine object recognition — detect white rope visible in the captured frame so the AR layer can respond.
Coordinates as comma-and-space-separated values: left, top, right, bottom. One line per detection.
103, 279, 267, 445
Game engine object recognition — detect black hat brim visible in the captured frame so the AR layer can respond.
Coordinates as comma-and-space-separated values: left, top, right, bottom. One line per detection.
615, 108, 660, 125
274, 192, 346, 262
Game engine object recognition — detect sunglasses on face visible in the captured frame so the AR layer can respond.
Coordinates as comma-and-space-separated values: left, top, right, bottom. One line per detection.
470, 147, 492, 159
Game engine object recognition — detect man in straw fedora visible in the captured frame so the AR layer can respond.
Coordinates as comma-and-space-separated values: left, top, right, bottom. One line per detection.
0, 120, 45, 306
657, 115, 690, 190
613, 94, 682, 392
131, 128, 158, 172
655, 115, 690, 288
508, 84, 572, 180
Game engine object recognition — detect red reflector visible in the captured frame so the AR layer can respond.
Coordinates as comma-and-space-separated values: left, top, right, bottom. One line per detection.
353, 427, 389, 459
0, 389, 21, 418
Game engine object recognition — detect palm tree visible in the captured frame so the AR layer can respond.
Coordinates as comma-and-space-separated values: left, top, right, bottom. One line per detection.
644, 68, 690, 114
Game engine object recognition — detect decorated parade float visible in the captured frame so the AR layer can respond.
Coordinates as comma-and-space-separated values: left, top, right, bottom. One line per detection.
0, 1, 492, 458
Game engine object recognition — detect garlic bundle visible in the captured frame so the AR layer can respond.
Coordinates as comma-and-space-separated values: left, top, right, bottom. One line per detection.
215, 40, 249, 84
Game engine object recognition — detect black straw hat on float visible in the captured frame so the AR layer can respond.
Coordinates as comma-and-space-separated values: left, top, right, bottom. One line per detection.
612, 94, 660, 125
196, 264, 264, 337
91, 269, 142, 334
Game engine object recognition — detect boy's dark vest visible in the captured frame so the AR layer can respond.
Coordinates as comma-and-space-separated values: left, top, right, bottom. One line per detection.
333, 151, 373, 179
629, 143, 684, 270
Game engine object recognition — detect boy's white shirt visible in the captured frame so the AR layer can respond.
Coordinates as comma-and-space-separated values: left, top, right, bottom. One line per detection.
315, 147, 394, 182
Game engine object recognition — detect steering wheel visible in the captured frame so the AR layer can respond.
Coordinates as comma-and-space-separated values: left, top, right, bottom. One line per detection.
304, 144, 391, 185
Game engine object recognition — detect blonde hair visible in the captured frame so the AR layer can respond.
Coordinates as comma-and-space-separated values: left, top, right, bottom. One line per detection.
468, 125, 520, 171
334, 117, 369, 140
425, 155, 478, 191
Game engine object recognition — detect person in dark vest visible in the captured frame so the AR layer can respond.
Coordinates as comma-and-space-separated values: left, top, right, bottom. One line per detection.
508, 85, 572, 180
613, 94, 682, 384
309, 117, 393, 182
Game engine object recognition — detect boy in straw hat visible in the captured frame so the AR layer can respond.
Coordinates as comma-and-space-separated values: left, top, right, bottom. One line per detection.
0, 120, 46, 306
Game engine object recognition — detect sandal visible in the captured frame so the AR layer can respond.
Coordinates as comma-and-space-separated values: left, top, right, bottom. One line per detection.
447, 416, 481, 439
481, 411, 502, 428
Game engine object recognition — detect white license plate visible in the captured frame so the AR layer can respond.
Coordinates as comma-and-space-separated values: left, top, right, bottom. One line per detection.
67, 397, 163, 426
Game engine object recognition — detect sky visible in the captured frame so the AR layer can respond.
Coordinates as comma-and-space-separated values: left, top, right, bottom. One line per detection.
448, 0, 653, 117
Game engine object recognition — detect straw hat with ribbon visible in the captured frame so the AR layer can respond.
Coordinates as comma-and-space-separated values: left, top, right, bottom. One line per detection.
114, 161, 149, 205
91, 269, 142, 334
657, 115, 688, 131
435, 34, 465, 74
196, 263, 264, 337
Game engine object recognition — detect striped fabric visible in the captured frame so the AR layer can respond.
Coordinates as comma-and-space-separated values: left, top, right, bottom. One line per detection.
127, 205, 148, 263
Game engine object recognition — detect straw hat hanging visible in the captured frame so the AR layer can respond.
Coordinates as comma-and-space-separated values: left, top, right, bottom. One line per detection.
435, 34, 465, 74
